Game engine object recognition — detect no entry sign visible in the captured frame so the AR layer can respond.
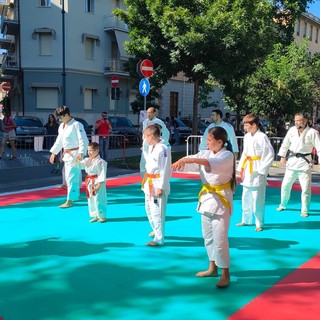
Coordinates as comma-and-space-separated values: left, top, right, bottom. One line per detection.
140, 59, 154, 78
2, 82, 11, 91
111, 75, 119, 88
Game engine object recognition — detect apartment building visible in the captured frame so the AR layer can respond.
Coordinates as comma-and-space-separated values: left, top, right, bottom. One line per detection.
0, 0, 216, 125
294, 11, 320, 55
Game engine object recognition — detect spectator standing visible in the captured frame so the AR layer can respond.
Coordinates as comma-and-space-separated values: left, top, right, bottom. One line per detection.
276, 112, 320, 217
224, 112, 231, 124
172, 126, 235, 288
95, 112, 112, 161
44, 113, 59, 149
199, 109, 239, 159
49, 106, 89, 208
79, 142, 108, 223
0, 108, 17, 160
236, 114, 274, 231
141, 124, 171, 246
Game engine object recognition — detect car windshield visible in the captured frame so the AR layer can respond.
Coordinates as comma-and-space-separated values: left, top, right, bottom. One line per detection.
110, 117, 133, 127
15, 117, 43, 127
175, 118, 187, 127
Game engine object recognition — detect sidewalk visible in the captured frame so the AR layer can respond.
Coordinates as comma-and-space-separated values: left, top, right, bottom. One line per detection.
0, 144, 186, 194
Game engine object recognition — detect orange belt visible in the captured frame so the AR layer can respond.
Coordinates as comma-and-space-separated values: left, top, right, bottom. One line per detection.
141, 173, 161, 197
63, 147, 79, 156
240, 155, 261, 180
85, 174, 98, 198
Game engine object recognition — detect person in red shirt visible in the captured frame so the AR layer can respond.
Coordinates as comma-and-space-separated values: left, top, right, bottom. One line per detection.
95, 112, 112, 160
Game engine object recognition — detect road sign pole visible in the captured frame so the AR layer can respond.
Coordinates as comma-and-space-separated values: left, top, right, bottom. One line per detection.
144, 95, 146, 111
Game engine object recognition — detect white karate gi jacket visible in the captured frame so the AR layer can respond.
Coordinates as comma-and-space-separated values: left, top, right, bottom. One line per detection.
278, 126, 320, 171
237, 130, 274, 187
181, 148, 234, 216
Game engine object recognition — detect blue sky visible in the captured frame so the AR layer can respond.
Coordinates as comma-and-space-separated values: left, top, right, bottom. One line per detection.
307, 0, 320, 17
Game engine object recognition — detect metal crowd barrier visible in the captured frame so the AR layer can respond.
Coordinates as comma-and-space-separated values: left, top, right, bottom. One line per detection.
186, 135, 285, 160
0, 134, 128, 170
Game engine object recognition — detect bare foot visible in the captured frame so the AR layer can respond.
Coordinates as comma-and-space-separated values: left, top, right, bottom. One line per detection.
148, 231, 155, 237
255, 227, 263, 232
216, 276, 230, 288
196, 269, 218, 277
89, 217, 98, 223
236, 222, 247, 227
59, 200, 73, 208
146, 241, 160, 247
98, 218, 107, 223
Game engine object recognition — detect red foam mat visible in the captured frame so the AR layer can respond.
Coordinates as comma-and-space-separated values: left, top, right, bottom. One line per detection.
229, 253, 320, 320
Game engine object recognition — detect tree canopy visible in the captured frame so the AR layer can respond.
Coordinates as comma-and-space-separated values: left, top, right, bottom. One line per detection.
115, 0, 315, 129
246, 41, 320, 120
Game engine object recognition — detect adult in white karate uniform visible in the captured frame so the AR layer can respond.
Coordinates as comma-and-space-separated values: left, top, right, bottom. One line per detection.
50, 106, 89, 208
79, 142, 108, 223
141, 124, 171, 246
199, 109, 239, 158
172, 126, 235, 288
236, 113, 274, 231
277, 113, 320, 217
140, 107, 171, 176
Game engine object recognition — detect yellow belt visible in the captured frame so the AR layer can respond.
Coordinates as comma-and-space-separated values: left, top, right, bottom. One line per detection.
240, 155, 261, 179
142, 173, 161, 197
198, 182, 231, 208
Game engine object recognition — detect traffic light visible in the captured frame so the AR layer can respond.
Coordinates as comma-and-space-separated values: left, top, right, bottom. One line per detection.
111, 87, 120, 100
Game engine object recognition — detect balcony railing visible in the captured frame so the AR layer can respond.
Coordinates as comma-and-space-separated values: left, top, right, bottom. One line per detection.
104, 14, 128, 31
104, 59, 128, 75
1, 53, 19, 75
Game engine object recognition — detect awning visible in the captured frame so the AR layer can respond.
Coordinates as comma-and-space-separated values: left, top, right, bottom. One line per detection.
114, 30, 131, 60
32, 28, 56, 39
82, 33, 100, 45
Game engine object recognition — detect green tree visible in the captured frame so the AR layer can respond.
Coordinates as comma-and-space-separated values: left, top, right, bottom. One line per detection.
115, 0, 313, 133
246, 41, 320, 121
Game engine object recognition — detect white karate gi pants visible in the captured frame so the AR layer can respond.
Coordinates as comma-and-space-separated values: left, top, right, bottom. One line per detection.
201, 211, 230, 268
279, 168, 311, 214
145, 193, 167, 245
241, 180, 267, 228
64, 159, 81, 201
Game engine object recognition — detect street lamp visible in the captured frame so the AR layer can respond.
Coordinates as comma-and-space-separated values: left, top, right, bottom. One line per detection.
61, 0, 66, 105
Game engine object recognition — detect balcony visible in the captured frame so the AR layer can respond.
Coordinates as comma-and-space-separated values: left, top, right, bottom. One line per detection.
0, 36, 13, 50
1, 3, 19, 35
104, 14, 128, 32
1, 53, 19, 75
104, 59, 129, 77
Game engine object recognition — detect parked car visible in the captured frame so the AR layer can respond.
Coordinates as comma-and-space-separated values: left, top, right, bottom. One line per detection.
73, 117, 94, 135
169, 118, 192, 143
13, 116, 46, 146
108, 116, 140, 147
180, 118, 208, 135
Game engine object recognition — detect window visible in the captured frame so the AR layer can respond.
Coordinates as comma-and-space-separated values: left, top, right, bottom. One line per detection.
316, 28, 319, 44
303, 21, 307, 38
82, 34, 99, 60
40, 0, 51, 7
170, 92, 179, 117
84, 89, 93, 110
296, 19, 300, 36
85, 0, 94, 13
36, 88, 58, 109
39, 33, 52, 55
85, 37, 95, 59
32, 28, 55, 55
309, 25, 313, 41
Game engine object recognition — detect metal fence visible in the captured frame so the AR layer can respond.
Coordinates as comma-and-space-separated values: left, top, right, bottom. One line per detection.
0, 134, 129, 170
186, 135, 285, 160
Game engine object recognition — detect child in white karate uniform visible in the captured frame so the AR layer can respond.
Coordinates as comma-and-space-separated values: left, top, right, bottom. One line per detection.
172, 126, 235, 288
141, 124, 171, 246
80, 142, 108, 223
